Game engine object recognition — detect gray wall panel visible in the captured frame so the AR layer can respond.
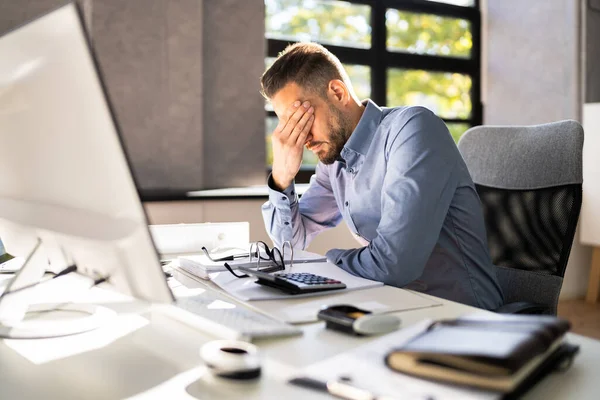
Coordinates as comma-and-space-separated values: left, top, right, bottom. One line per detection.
486, 0, 580, 124
92, 0, 204, 191
203, 0, 266, 189
586, 1, 600, 102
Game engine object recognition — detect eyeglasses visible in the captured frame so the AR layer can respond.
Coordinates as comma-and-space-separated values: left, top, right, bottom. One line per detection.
223, 241, 294, 279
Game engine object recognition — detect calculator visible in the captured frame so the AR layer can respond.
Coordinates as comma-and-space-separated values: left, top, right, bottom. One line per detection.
237, 267, 347, 295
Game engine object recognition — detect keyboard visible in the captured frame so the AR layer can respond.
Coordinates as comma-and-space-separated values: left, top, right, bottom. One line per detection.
163, 288, 302, 341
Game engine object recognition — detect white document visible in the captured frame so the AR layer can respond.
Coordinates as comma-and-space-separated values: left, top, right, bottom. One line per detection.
294, 320, 500, 400
178, 249, 327, 280
209, 260, 383, 301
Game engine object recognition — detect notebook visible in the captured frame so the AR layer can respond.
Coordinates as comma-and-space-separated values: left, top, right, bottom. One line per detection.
384, 313, 578, 394
290, 319, 499, 399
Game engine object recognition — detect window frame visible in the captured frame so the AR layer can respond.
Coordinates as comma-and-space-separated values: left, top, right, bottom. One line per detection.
266, 0, 482, 183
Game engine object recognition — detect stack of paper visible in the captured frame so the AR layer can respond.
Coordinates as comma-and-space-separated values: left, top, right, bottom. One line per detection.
209, 259, 383, 301
177, 249, 327, 280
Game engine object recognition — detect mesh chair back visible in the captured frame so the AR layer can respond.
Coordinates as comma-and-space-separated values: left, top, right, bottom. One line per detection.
476, 184, 581, 276
458, 120, 583, 314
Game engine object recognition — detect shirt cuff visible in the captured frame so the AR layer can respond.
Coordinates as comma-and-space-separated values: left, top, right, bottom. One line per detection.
267, 173, 298, 207
325, 248, 344, 265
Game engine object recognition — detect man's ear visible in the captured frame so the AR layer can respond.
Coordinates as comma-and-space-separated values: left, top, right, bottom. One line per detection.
327, 79, 349, 105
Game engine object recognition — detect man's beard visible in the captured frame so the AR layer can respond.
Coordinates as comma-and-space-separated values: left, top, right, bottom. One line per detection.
318, 105, 354, 165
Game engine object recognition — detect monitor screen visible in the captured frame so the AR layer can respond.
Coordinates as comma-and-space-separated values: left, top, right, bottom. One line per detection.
0, 2, 173, 303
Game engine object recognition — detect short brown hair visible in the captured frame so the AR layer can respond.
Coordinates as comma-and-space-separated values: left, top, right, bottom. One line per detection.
260, 42, 352, 100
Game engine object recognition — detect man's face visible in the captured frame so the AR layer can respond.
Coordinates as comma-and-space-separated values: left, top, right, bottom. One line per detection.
271, 82, 353, 164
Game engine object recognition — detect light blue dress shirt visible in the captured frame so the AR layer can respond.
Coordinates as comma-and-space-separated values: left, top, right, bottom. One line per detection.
0, 238, 4, 255
262, 101, 504, 310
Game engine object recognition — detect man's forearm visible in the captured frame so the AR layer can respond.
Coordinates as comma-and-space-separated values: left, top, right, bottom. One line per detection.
262, 167, 343, 250
326, 244, 427, 288
271, 170, 294, 192
262, 177, 301, 248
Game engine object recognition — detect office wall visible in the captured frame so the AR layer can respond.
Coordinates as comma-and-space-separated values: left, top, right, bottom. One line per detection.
586, 0, 600, 103
93, 0, 266, 191
95, 0, 265, 191
91, 0, 204, 191
485, 0, 581, 124
0, 0, 265, 191
202, 0, 266, 189
485, 0, 591, 299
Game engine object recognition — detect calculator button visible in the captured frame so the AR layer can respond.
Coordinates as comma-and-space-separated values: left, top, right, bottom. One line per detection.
276, 272, 341, 286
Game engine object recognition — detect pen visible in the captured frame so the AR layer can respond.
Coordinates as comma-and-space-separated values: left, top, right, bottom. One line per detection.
209, 254, 251, 261
289, 376, 402, 400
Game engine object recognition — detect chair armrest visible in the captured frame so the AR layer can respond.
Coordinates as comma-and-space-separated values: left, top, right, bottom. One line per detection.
494, 301, 550, 315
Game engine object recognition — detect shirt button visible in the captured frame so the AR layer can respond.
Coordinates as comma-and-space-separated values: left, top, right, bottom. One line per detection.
284, 222, 290, 225
281, 196, 286, 200
345, 201, 349, 207
348, 168, 354, 174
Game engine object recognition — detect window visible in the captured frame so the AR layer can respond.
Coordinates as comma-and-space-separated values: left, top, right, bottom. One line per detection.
265, 0, 481, 182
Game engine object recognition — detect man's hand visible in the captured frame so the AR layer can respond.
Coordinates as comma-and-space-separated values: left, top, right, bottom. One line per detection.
271, 100, 314, 190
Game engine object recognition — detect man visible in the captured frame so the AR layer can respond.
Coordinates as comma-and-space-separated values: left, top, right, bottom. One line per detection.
260, 43, 503, 310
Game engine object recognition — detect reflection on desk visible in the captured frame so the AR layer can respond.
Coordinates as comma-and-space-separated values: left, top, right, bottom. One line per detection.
0, 275, 599, 400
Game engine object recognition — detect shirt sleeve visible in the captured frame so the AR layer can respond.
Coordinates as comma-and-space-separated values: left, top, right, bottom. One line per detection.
262, 163, 343, 249
325, 108, 459, 287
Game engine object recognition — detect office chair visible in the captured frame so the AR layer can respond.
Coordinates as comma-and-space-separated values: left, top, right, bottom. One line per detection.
457, 120, 583, 315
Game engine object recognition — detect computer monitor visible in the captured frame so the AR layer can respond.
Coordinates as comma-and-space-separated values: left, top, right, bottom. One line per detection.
0, 2, 173, 336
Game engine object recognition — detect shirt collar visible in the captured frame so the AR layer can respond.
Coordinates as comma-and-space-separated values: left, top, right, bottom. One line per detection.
342, 99, 383, 158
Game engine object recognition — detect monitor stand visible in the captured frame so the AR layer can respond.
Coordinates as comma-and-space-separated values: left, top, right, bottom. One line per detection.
0, 303, 116, 339
0, 240, 116, 339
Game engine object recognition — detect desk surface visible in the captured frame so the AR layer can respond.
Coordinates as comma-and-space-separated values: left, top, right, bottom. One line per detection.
0, 274, 598, 400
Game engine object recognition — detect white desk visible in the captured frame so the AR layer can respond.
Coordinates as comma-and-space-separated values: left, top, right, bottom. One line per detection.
0, 273, 598, 400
